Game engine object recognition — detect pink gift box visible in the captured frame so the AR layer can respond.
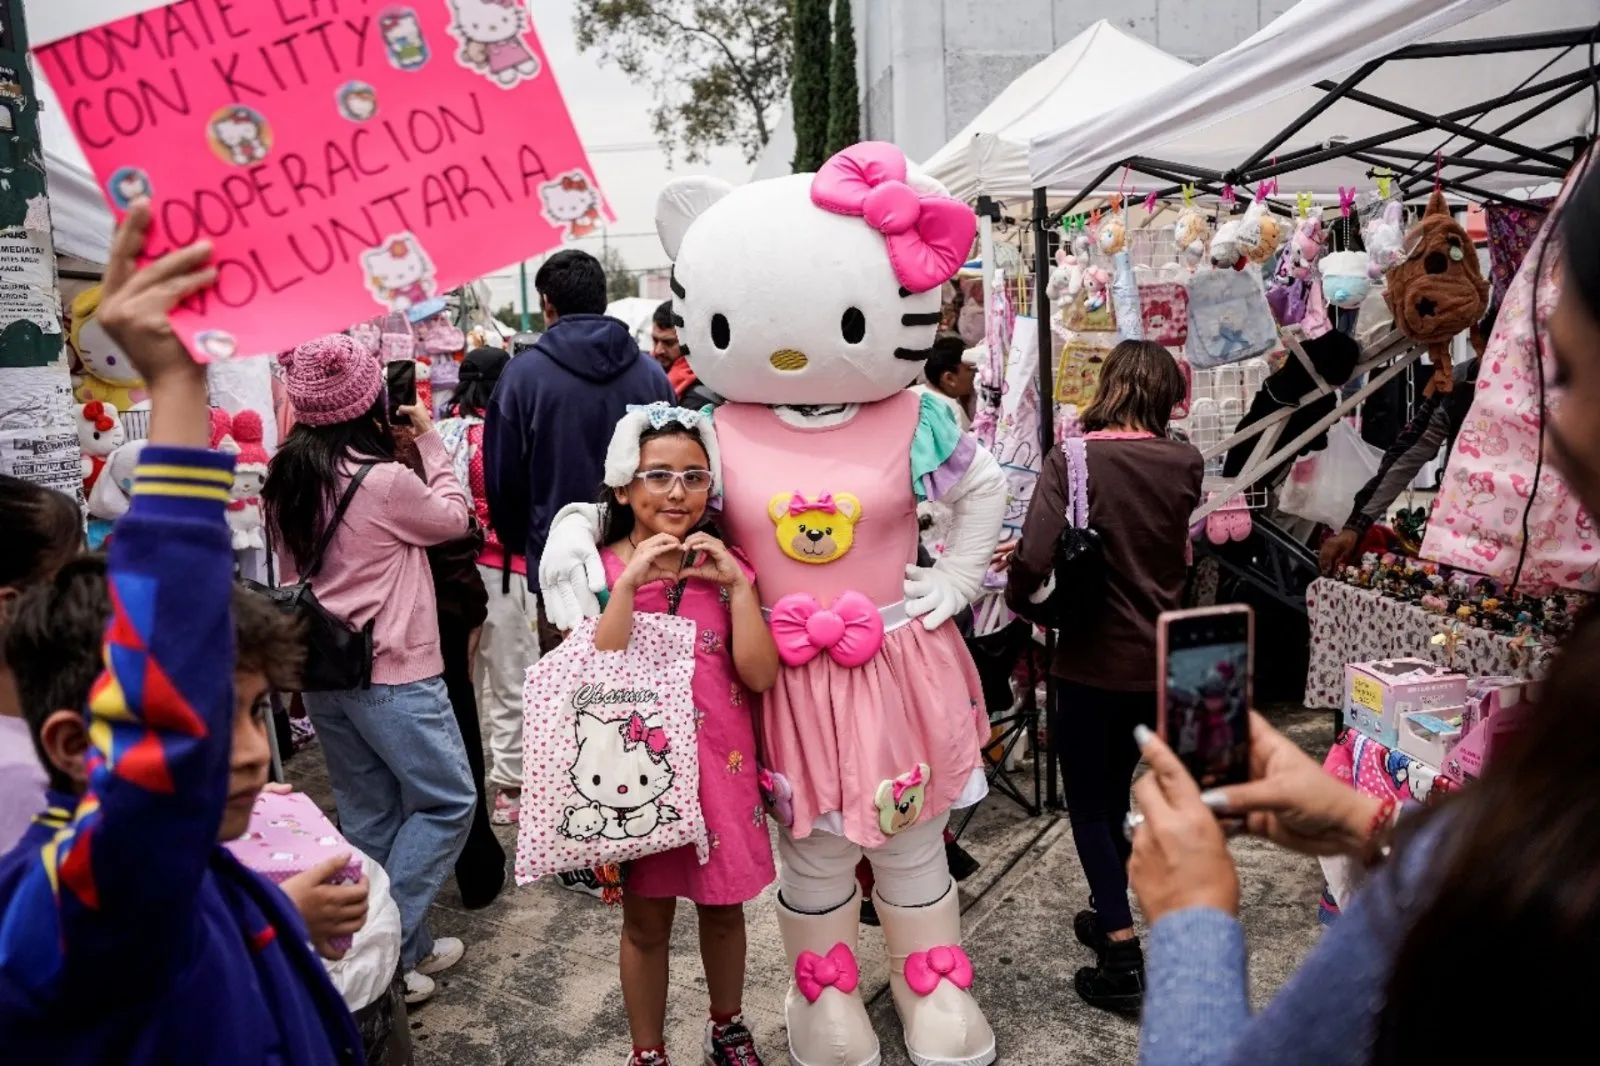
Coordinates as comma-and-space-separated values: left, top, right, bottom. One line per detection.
1442, 678, 1533, 784
1344, 658, 1468, 750
225, 791, 360, 952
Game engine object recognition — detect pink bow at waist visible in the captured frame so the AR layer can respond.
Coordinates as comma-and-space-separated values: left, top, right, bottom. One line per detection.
767, 590, 891, 669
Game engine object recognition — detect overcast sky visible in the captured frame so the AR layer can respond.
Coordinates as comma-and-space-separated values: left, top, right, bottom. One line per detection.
479, 1, 757, 313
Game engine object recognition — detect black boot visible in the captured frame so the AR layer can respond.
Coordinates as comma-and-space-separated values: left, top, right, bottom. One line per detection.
1074, 936, 1144, 1014
945, 838, 981, 882
1073, 909, 1108, 958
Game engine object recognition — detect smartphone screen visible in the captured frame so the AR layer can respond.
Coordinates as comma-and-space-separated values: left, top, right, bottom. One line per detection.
386, 360, 417, 426
1158, 606, 1253, 790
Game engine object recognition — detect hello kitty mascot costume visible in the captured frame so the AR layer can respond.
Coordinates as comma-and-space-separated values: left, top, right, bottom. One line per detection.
542, 142, 1004, 1066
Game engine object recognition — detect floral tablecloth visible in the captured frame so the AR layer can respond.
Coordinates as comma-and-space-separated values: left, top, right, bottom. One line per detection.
1304, 578, 1551, 709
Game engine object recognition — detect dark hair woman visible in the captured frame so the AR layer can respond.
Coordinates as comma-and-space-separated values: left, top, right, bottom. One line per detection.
435, 347, 531, 826
262, 334, 476, 1006
1005, 338, 1202, 1012
1122, 159, 1600, 1066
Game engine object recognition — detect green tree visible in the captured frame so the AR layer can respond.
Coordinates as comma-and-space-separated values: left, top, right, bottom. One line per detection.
601, 245, 640, 301
494, 303, 544, 334
789, 0, 830, 172
575, 1, 791, 164
825, 0, 859, 156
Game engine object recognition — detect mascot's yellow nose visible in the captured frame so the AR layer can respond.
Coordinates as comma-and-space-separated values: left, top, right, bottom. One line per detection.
769, 349, 809, 372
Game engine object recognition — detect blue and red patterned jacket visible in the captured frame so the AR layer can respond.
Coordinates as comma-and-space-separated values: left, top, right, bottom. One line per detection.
0, 446, 361, 1065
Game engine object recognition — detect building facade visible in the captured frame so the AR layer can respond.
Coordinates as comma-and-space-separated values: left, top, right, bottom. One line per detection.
860, 0, 1299, 164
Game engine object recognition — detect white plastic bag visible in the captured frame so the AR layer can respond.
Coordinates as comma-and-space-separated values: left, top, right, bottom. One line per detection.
1277, 420, 1381, 529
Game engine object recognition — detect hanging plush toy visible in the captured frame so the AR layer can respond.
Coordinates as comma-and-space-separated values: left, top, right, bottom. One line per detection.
1175, 207, 1212, 269
1096, 212, 1127, 255
1210, 217, 1247, 270
1045, 249, 1086, 343
225, 410, 270, 552
1237, 201, 1284, 266
1321, 250, 1373, 310
1383, 190, 1489, 393
542, 142, 1002, 1066
86, 438, 147, 550
70, 287, 148, 411
1365, 199, 1406, 278
75, 400, 125, 497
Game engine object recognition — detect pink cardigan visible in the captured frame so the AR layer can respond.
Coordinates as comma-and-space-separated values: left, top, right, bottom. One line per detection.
279, 431, 470, 686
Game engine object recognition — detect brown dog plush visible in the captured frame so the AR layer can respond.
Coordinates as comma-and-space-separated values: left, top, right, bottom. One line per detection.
1383, 190, 1489, 394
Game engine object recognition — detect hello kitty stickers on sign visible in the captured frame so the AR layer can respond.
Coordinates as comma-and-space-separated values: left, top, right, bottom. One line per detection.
447, 0, 541, 87
515, 614, 707, 883
43, 0, 606, 361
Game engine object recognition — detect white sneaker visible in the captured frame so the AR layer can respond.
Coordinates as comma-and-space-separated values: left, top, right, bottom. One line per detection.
403, 970, 436, 1006
416, 936, 465, 976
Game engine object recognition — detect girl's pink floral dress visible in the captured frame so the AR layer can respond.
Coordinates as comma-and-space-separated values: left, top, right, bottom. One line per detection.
602, 548, 775, 905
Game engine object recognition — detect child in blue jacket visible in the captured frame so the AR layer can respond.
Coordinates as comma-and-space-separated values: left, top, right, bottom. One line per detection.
0, 202, 362, 1065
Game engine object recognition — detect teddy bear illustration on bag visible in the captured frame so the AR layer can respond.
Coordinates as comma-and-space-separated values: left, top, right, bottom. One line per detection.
561, 708, 680, 841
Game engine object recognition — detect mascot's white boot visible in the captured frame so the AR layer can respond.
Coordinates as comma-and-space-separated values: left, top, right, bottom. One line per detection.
875, 885, 996, 1066
776, 889, 882, 1066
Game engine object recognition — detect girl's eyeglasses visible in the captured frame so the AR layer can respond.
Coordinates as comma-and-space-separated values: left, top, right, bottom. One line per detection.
634, 469, 714, 494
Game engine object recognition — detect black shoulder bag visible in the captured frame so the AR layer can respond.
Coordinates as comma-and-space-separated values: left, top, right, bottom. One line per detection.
248, 463, 377, 692
1036, 437, 1107, 637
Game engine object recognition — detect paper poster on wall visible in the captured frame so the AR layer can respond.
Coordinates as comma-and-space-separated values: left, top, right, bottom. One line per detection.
37, 0, 611, 360
0, 365, 75, 433
0, 228, 63, 333
0, 430, 84, 505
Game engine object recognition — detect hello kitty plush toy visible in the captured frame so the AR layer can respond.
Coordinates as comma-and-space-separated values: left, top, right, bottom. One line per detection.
70, 286, 147, 411
541, 142, 1004, 1066
223, 410, 270, 552
76, 400, 125, 497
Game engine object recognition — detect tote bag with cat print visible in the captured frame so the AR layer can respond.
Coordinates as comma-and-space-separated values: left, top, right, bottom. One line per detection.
514, 614, 707, 884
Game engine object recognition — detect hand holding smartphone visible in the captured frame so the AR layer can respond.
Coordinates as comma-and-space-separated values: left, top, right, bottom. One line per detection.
1156, 605, 1254, 792
386, 360, 417, 426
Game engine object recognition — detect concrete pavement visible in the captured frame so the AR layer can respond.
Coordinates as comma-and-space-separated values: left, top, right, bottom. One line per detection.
287, 708, 1328, 1065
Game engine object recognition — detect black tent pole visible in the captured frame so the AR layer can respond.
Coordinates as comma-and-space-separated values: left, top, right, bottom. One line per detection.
1032, 185, 1062, 811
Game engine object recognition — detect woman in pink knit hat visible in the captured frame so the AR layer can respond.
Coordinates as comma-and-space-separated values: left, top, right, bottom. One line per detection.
261, 333, 477, 1007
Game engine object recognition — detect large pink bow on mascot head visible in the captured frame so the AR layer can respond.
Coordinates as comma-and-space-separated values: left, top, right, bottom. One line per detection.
811, 142, 978, 294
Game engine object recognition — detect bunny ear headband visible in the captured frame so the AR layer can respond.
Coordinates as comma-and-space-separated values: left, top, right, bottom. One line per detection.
603, 402, 723, 497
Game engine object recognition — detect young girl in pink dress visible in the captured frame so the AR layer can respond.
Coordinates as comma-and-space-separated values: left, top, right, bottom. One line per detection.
591, 404, 779, 1066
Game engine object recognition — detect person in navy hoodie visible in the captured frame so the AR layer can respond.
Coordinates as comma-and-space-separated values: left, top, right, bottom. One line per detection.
484, 249, 673, 652
0, 200, 361, 1065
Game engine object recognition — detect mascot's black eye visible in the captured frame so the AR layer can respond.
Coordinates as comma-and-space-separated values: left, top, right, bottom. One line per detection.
591, 774, 601, 786
825, 527, 834, 535
711, 313, 731, 350
798, 523, 807, 533
639, 774, 649, 786
840, 306, 866, 344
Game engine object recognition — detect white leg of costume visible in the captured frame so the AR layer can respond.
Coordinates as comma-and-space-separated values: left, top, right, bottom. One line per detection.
776, 829, 881, 1066
473, 564, 539, 791
778, 815, 994, 1066
870, 814, 996, 1066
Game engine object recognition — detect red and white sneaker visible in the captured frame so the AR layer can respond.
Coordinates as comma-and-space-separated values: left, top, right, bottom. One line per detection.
626, 1050, 670, 1066
490, 789, 521, 826
703, 1016, 764, 1066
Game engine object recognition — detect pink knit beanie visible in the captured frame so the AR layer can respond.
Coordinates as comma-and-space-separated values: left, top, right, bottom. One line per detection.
280, 334, 383, 427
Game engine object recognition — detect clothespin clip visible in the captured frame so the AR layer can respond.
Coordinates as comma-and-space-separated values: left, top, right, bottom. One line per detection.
1374, 167, 1393, 200
1295, 191, 1315, 218
1108, 193, 1122, 213
1220, 185, 1236, 207
1181, 184, 1196, 208
1255, 177, 1277, 200
1144, 190, 1159, 215
1338, 186, 1357, 217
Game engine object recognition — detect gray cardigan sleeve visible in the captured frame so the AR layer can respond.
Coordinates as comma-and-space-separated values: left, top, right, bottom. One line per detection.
1139, 819, 1444, 1066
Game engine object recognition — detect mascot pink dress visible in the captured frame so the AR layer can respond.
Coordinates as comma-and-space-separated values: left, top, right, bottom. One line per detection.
542, 143, 1006, 1066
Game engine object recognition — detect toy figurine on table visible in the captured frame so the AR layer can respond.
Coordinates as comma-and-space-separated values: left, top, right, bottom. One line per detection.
538, 142, 1005, 1066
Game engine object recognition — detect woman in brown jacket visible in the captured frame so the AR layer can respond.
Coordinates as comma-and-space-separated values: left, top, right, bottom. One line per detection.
1007, 340, 1203, 1013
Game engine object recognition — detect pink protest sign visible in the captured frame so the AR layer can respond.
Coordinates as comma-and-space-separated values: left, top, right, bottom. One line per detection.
37, 0, 611, 360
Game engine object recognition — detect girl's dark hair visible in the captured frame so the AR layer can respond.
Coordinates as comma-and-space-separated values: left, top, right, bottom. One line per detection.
0, 474, 83, 593
1079, 340, 1186, 435
597, 424, 711, 545
1376, 158, 1600, 1059
262, 394, 395, 570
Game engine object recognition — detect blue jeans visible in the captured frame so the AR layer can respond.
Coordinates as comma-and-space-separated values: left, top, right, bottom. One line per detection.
303, 677, 476, 969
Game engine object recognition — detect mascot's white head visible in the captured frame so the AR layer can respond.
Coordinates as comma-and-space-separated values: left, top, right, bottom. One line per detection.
654, 141, 977, 406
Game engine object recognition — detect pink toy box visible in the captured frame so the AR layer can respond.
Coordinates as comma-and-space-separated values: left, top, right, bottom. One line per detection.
1344, 658, 1468, 750
225, 790, 360, 952
1442, 678, 1534, 784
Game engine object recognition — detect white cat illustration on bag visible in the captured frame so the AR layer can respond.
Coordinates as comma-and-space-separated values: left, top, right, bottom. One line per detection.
560, 708, 680, 841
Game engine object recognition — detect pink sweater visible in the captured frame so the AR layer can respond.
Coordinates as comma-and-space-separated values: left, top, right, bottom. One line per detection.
280, 431, 470, 686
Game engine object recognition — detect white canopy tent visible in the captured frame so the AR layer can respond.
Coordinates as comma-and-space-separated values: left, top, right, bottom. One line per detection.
1029, 0, 1600, 200
923, 20, 1193, 203
36, 73, 113, 265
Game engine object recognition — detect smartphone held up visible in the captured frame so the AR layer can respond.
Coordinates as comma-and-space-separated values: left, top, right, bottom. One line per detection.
1157, 605, 1254, 791
386, 360, 417, 426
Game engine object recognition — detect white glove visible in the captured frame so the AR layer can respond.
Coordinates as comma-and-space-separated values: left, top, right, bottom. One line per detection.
538, 503, 605, 632
904, 444, 1006, 630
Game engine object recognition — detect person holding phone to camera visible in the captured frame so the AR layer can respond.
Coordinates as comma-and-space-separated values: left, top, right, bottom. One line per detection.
263, 335, 477, 1006
1128, 159, 1600, 1066
1007, 340, 1203, 1014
